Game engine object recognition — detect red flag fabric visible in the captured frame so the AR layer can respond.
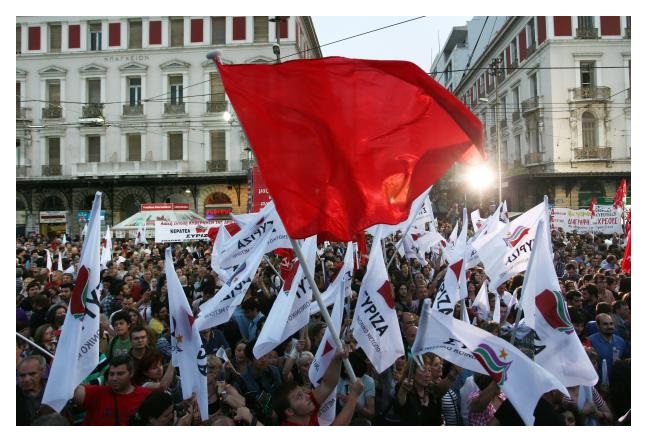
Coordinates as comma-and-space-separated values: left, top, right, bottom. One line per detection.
588, 197, 597, 217
621, 230, 631, 274
353, 231, 369, 269
212, 55, 484, 242
613, 178, 627, 209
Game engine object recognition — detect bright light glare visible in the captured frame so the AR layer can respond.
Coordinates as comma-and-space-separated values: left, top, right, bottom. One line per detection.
223, 111, 232, 122
466, 164, 495, 191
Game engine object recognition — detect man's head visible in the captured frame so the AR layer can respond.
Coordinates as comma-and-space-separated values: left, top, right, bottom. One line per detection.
27, 280, 41, 297
612, 299, 630, 320
107, 355, 135, 393
565, 290, 583, 309
17, 355, 46, 397
272, 382, 315, 422
404, 325, 418, 346
583, 283, 599, 303
130, 325, 149, 350
595, 313, 615, 337
59, 283, 73, 303
111, 310, 131, 337
241, 298, 260, 320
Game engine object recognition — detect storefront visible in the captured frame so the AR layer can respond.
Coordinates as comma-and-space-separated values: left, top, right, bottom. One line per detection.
39, 211, 67, 238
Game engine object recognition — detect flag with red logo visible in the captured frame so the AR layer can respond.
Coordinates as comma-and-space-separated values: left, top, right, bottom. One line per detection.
621, 230, 631, 274
43, 192, 103, 412
520, 218, 598, 387
211, 55, 484, 242
253, 236, 318, 359
351, 225, 404, 372
166, 247, 208, 421
588, 197, 597, 217
613, 178, 627, 209
433, 208, 468, 315
310, 242, 355, 316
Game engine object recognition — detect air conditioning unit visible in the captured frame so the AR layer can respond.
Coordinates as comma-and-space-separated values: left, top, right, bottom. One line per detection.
79, 117, 105, 126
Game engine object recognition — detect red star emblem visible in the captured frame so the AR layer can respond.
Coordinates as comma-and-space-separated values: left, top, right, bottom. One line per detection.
449, 259, 463, 279
378, 281, 395, 309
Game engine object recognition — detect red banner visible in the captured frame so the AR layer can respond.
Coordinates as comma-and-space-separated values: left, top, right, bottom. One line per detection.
249, 166, 272, 212
141, 203, 190, 211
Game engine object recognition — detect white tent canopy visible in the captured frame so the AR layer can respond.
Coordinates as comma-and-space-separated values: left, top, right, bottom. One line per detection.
112, 203, 209, 239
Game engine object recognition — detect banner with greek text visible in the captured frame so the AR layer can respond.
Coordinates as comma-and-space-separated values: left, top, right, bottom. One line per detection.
154, 221, 218, 243
549, 205, 623, 234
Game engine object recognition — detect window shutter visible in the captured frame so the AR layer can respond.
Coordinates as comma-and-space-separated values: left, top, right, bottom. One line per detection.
553, 16, 572, 36
254, 16, 268, 43
600, 16, 620, 36
518, 30, 527, 61
279, 19, 288, 39
68, 24, 80, 48
149, 20, 162, 45
506, 46, 512, 73
537, 16, 546, 43
233, 17, 246, 40
28, 26, 41, 51
211, 16, 225, 44
191, 18, 203, 42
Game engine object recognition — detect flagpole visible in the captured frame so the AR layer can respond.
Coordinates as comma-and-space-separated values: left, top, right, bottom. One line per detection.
16, 332, 54, 359
288, 236, 357, 383
263, 255, 284, 285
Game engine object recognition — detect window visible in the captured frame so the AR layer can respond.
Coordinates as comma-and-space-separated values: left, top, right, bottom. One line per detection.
169, 133, 183, 160
210, 131, 226, 160
211, 16, 226, 44
444, 62, 452, 87
527, 18, 536, 47
28, 26, 40, 51
128, 134, 141, 161
232, 16, 246, 40
169, 75, 183, 104
510, 39, 517, 64
128, 77, 141, 105
87, 136, 100, 162
87, 79, 101, 105
90, 22, 102, 51
129, 20, 142, 49
277, 17, 288, 39
190, 18, 203, 43
16, 25, 21, 54
149, 20, 161, 45
515, 134, 522, 161
108, 23, 120, 47
580, 61, 596, 88
68, 24, 80, 48
48, 137, 60, 165
49, 24, 61, 53
529, 73, 538, 98
170, 17, 183, 47
47, 80, 61, 106
512, 87, 520, 119
254, 16, 268, 42
582, 112, 598, 148
578, 16, 595, 30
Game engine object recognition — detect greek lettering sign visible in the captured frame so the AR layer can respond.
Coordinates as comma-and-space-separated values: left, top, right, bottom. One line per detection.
549, 205, 623, 234
155, 221, 218, 243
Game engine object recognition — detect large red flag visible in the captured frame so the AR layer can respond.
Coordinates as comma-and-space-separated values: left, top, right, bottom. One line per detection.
621, 230, 631, 274
211, 55, 484, 242
613, 178, 627, 209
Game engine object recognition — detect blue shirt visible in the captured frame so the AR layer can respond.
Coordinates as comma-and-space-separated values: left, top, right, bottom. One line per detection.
588, 332, 628, 379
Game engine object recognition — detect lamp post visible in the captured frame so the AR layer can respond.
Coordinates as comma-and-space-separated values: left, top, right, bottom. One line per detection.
269, 16, 288, 63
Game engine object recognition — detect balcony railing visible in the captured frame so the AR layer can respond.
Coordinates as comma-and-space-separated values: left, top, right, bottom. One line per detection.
16, 107, 28, 120
16, 166, 28, 177
571, 86, 611, 101
123, 104, 144, 116
625, 27, 631, 39
164, 102, 186, 114
574, 146, 611, 161
206, 101, 228, 113
207, 159, 228, 172
42, 105, 63, 119
241, 159, 255, 171
524, 152, 543, 165
521, 97, 540, 115
42, 164, 62, 176
74, 160, 189, 176
576, 27, 598, 39
512, 110, 521, 122
82, 103, 104, 118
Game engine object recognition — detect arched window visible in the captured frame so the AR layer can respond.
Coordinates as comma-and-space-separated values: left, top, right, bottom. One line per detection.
40, 195, 65, 211
121, 194, 142, 219
582, 111, 597, 148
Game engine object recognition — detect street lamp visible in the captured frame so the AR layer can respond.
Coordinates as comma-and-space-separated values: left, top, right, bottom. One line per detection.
479, 57, 504, 205
269, 16, 288, 63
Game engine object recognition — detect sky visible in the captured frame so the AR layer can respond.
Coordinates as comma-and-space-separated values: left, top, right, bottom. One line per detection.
312, 16, 472, 72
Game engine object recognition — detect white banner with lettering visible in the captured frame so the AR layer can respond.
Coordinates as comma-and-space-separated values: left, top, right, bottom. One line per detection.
155, 221, 218, 243
549, 205, 622, 234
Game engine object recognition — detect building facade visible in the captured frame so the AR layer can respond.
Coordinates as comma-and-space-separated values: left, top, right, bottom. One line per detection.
16, 16, 321, 237
431, 16, 630, 213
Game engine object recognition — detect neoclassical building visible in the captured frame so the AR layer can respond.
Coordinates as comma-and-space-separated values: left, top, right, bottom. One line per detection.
16, 16, 321, 237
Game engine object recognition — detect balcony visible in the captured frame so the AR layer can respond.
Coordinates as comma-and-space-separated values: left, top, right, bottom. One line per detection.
42, 105, 63, 119
512, 110, 521, 123
521, 97, 540, 115
625, 27, 631, 39
576, 27, 598, 39
42, 164, 62, 176
16, 166, 28, 177
82, 103, 104, 118
524, 152, 543, 165
16, 107, 28, 120
499, 118, 508, 129
74, 160, 189, 176
122, 104, 144, 116
207, 159, 228, 172
164, 102, 185, 115
241, 159, 255, 171
206, 101, 228, 113
574, 146, 611, 161
571, 86, 611, 102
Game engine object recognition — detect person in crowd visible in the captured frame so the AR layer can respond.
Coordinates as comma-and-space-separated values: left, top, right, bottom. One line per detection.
107, 310, 133, 360
588, 313, 629, 380
335, 350, 376, 424
17, 355, 47, 425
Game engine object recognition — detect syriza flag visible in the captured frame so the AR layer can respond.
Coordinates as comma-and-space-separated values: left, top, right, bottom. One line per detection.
253, 236, 318, 359
309, 267, 346, 426
43, 192, 103, 412
135, 222, 147, 245
432, 208, 468, 315
310, 242, 355, 316
211, 222, 233, 281
475, 198, 548, 288
520, 219, 599, 387
351, 225, 404, 373
100, 226, 112, 270
166, 247, 208, 421
196, 220, 273, 331
415, 301, 568, 425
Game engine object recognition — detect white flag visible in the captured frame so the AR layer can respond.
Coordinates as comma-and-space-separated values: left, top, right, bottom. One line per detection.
196, 221, 273, 331
215, 346, 230, 364
520, 218, 599, 387
310, 242, 354, 316
211, 222, 233, 281
472, 280, 490, 321
57, 250, 63, 272
351, 226, 404, 373
165, 247, 208, 421
81, 223, 87, 239
308, 266, 345, 426
475, 198, 547, 288
42, 192, 103, 412
100, 225, 112, 270
253, 236, 317, 359
366, 187, 432, 239
135, 222, 148, 245
62, 233, 67, 245
45, 249, 52, 272
415, 300, 568, 425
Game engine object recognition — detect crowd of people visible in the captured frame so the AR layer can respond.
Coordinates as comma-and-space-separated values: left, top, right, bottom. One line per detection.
16, 206, 631, 426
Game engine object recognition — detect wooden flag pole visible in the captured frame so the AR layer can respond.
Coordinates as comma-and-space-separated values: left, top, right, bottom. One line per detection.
16, 332, 54, 359
288, 237, 357, 383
